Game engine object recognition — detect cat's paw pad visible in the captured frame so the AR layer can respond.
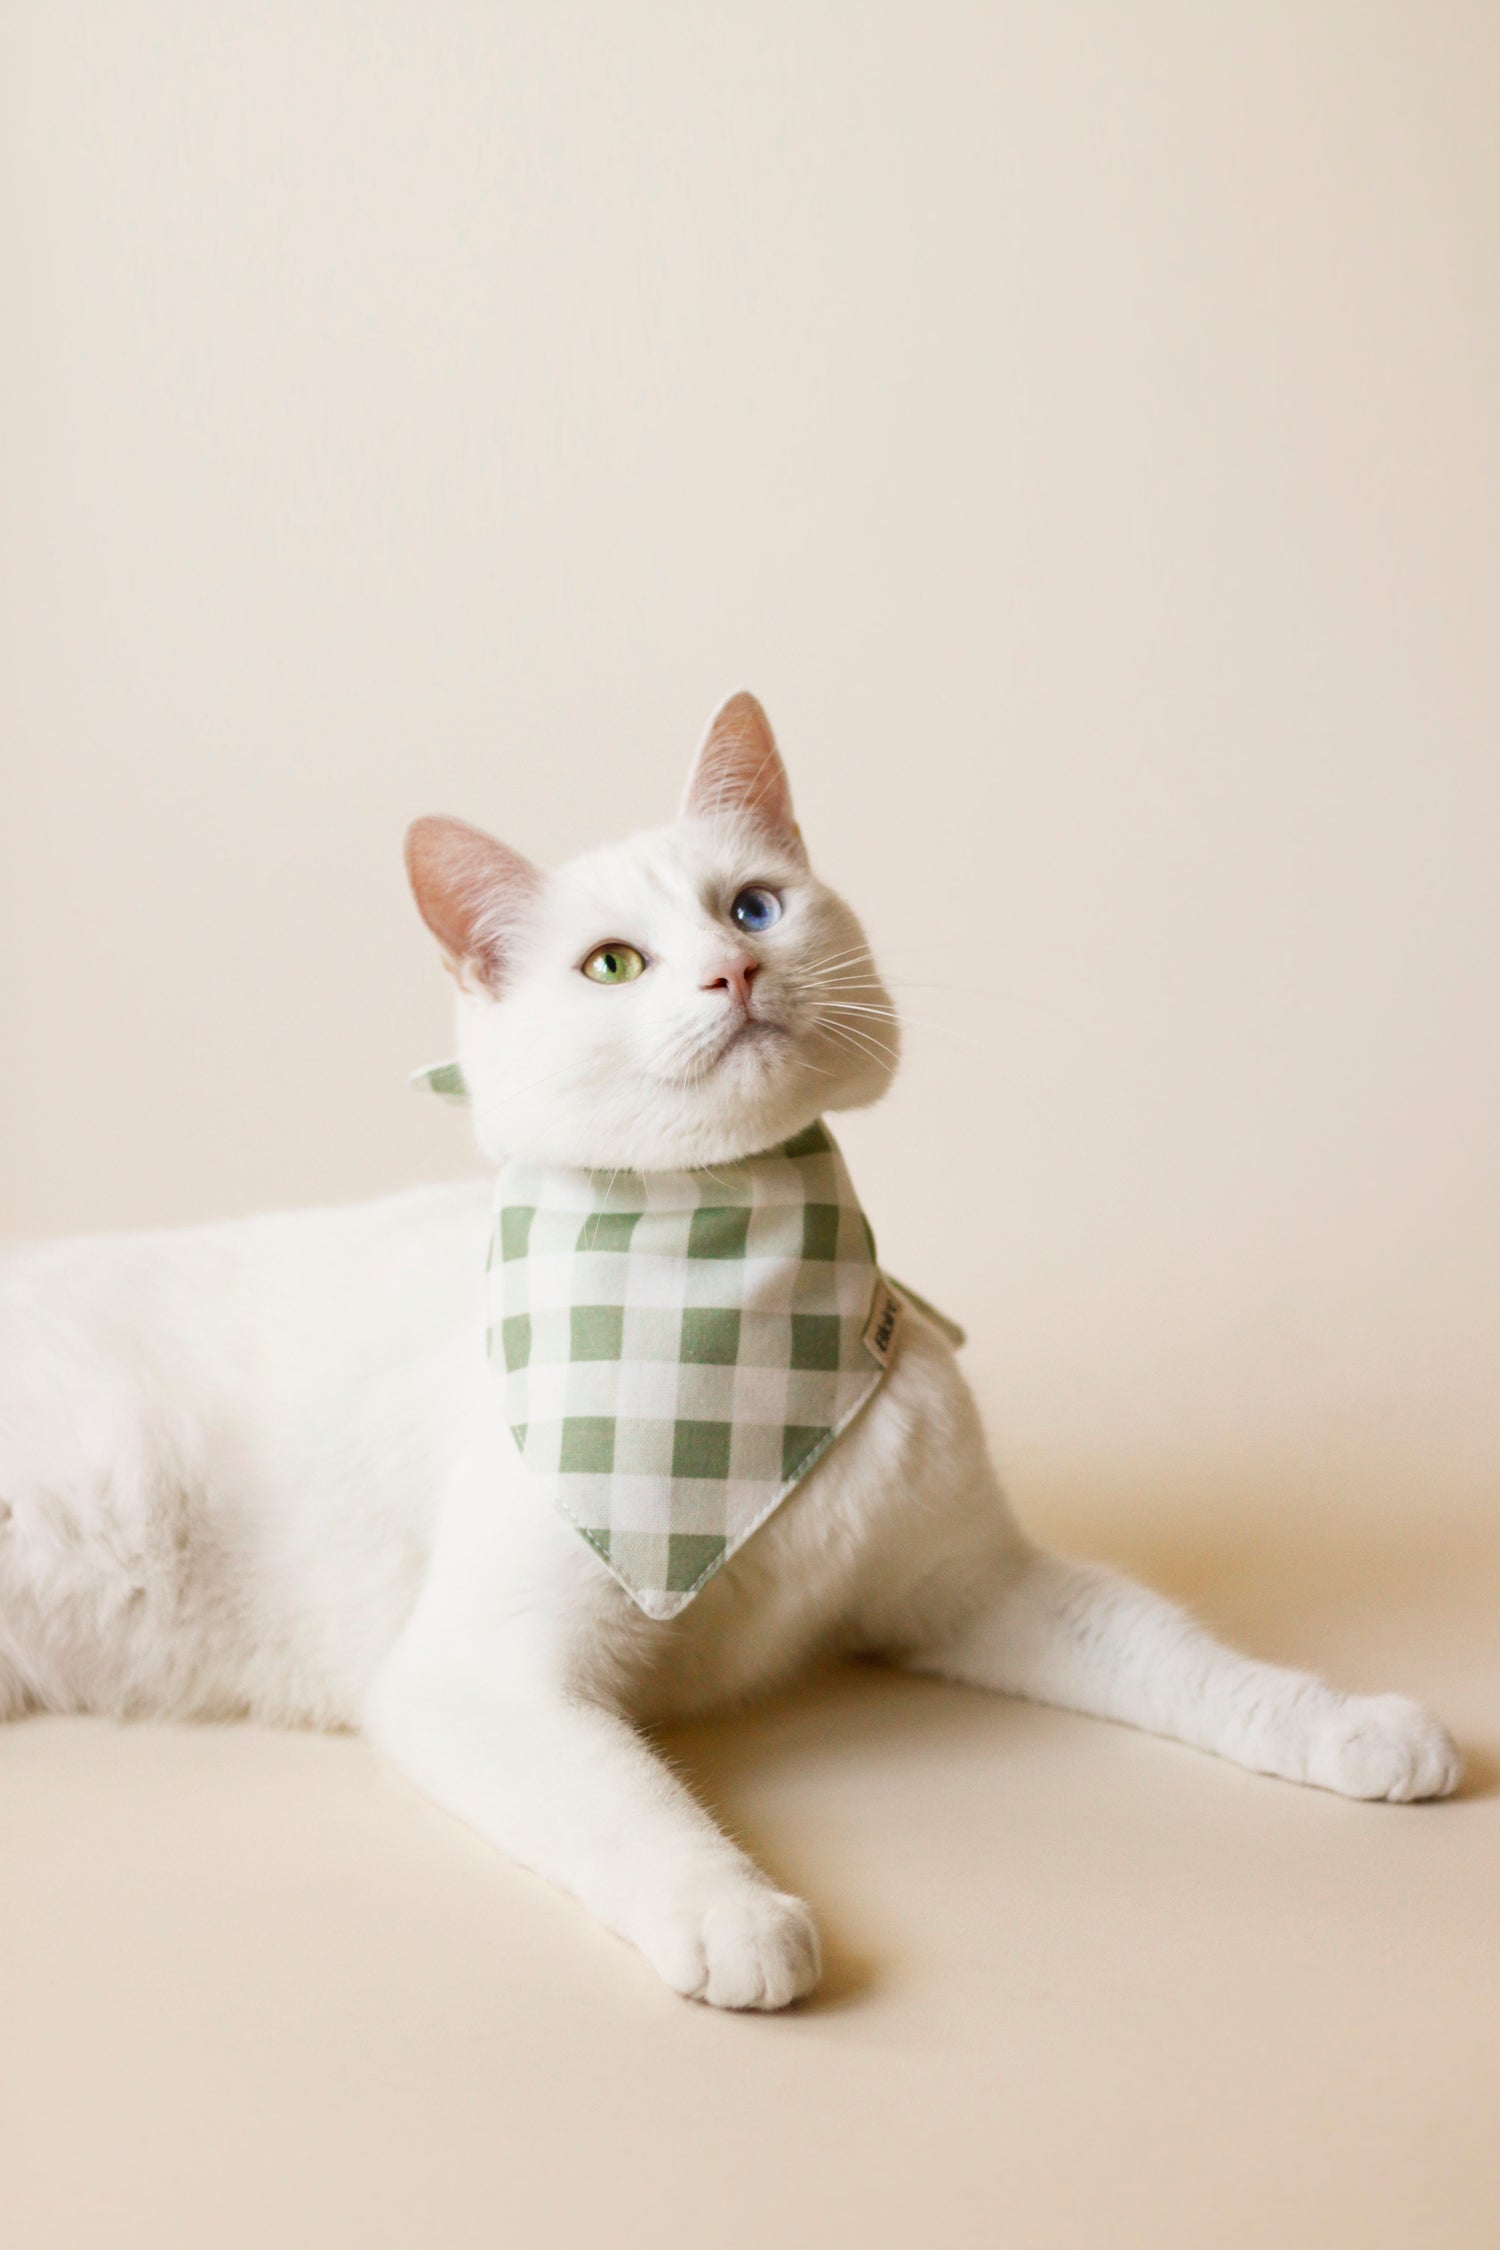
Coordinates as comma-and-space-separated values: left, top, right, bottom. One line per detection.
1310, 1693, 1462, 1802
640, 1883, 821, 2010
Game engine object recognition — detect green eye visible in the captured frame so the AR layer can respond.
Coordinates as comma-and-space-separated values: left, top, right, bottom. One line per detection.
581, 942, 646, 984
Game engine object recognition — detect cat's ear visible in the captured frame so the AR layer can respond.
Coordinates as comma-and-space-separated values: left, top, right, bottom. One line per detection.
681, 690, 804, 854
404, 816, 542, 994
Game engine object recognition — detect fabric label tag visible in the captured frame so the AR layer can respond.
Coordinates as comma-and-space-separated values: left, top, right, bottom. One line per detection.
861, 1279, 905, 1368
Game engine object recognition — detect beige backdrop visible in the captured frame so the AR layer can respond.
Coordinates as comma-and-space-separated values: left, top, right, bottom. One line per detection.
3, 6, 1497, 2248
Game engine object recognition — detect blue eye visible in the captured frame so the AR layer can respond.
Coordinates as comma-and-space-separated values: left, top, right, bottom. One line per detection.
730, 885, 782, 933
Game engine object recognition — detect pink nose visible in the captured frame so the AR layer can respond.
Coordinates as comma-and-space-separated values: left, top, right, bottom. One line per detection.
703, 957, 760, 1009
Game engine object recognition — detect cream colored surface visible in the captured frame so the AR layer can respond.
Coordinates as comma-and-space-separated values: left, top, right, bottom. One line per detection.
2, 4, 1497, 2246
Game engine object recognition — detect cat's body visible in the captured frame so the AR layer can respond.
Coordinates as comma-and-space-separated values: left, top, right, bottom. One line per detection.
0, 1181, 484, 1728
0, 1177, 996, 1732
0, 693, 1461, 2008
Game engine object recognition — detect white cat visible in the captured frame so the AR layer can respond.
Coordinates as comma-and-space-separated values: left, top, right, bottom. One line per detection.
0, 692, 1461, 2009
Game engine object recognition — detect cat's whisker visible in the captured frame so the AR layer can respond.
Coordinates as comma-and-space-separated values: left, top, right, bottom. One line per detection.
798, 975, 893, 1004
804, 960, 1037, 1013
801, 954, 880, 973
802, 943, 871, 969
816, 1015, 900, 1069
816, 1001, 978, 1064
582, 1166, 626, 1244
804, 989, 901, 1012
827, 1013, 899, 1056
799, 968, 887, 992
820, 1010, 906, 1034
811, 937, 984, 971
824, 1003, 982, 1057
802, 947, 882, 980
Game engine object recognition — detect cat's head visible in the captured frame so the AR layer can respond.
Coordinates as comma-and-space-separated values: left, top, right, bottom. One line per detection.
405, 692, 898, 1170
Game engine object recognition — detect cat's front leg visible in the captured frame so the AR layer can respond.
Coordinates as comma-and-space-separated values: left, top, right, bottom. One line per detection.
906, 1544, 1461, 1802
364, 1625, 819, 2009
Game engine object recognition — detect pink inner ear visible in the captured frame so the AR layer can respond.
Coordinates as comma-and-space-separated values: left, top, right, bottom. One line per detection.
404, 816, 541, 990
683, 690, 800, 847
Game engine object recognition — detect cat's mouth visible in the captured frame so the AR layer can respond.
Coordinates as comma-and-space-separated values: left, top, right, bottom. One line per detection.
711, 1012, 787, 1063
657, 1011, 790, 1087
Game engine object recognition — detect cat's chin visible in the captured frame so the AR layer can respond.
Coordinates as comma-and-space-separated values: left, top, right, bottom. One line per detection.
570, 1100, 825, 1175
483, 1069, 831, 1175
650, 1015, 792, 1095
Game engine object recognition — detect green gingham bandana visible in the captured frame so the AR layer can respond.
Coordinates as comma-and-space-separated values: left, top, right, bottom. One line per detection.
413, 1061, 962, 1619
488, 1120, 902, 1617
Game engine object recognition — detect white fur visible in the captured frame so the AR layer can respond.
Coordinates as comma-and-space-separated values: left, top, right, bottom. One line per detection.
0, 696, 1461, 2009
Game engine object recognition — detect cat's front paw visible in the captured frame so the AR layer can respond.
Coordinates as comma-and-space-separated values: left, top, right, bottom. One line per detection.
1308, 1692, 1462, 1802
637, 1880, 821, 2010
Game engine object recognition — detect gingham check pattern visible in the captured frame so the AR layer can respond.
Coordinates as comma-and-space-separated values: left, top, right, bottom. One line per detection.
487, 1119, 892, 1618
